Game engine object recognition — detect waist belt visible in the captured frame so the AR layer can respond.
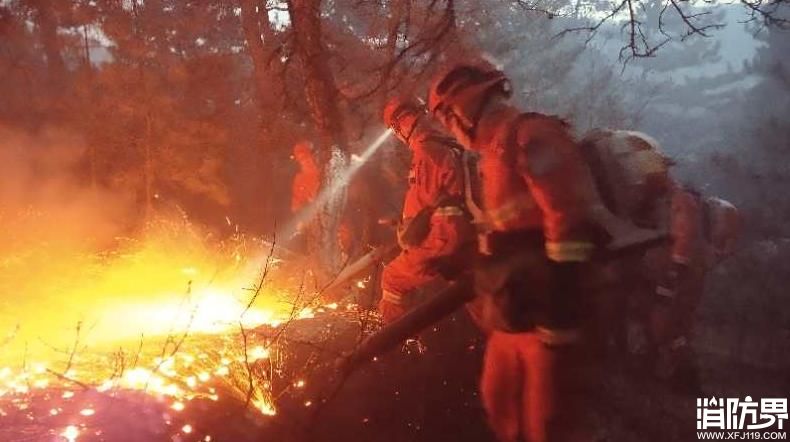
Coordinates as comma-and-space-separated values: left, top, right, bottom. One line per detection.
479, 230, 544, 255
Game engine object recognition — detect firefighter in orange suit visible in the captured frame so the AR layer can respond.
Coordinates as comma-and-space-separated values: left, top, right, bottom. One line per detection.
428, 64, 598, 442
378, 97, 476, 324
291, 141, 321, 253
291, 141, 321, 214
646, 186, 740, 389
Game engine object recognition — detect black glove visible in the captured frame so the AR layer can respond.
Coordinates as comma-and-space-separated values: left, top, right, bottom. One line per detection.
540, 261, 584, 332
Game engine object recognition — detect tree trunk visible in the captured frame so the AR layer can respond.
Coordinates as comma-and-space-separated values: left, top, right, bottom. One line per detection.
240, 0, 278, 224
30, 0, 65, 92
287, 0, 348, 159
287, 0, 350, 270
240, 0, 275, 118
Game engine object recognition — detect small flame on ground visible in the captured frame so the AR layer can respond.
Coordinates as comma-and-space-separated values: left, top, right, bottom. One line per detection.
254, 398, 277, 416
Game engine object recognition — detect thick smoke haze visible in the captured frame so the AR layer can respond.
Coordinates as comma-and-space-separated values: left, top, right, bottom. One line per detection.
0, 127, 266, 362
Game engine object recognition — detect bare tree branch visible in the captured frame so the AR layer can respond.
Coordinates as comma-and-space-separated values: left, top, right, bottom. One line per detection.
740, 0, 790, 29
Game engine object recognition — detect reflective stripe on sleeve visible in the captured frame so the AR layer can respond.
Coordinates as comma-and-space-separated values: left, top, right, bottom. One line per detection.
545, 241, 594, 262
381, 290, 403, 305
486, 198, 535, 229
655, 286, 676, 299
432, 206, 465, 218
535, 326, 581, 346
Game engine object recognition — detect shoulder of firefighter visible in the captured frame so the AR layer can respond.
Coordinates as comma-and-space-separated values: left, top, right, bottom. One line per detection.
476, 111, 595, 263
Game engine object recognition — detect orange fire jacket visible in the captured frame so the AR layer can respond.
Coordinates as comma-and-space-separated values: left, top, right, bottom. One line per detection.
472, 107, 594, 263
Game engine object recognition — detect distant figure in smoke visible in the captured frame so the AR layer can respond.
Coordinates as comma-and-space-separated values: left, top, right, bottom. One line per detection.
644, 184, 740, 391
580, 129, 741, 392
291, 141, 321, 254
378, 96, 476, 324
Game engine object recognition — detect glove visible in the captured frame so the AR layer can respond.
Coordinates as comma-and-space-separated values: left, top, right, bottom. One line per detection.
538, 261, 584, 345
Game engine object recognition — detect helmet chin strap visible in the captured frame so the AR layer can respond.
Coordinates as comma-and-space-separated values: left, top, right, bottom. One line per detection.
399, 112, 424, 144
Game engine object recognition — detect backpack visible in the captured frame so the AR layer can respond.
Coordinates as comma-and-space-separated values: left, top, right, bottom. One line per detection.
579, 129, 673, 223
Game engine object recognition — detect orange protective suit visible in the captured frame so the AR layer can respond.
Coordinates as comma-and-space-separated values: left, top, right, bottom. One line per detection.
468, 108, 596, 442
378, 127, 475, 324
291, 144, 320, 213
428, 65, 600, 441
645, 188, 740, 382
291, 142, 321, 254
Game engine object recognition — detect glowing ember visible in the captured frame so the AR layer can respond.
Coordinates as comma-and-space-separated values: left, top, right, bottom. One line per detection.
61, 425, 79, 442
0, 216, 366, 441
249, 345, 270, 361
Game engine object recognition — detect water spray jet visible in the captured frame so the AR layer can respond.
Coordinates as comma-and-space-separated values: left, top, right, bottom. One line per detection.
277, 128, 393, 245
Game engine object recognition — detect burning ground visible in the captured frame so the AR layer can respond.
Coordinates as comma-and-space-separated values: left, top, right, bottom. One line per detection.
1, 212, 785, 442
0, 206, 375, 441
0, 127, 787, 442
0, 206, 487, 442
0, 127, 374, 440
